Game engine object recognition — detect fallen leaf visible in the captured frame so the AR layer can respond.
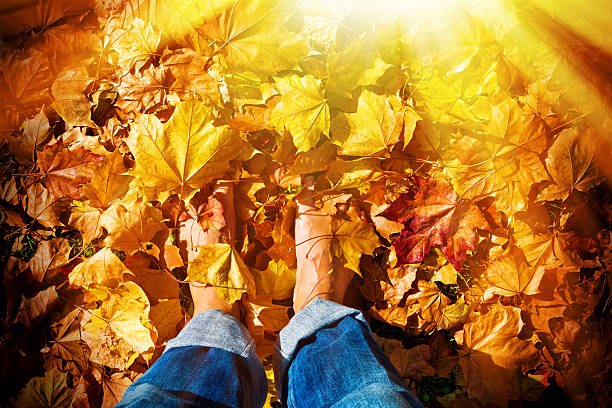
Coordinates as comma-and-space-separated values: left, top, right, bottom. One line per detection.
126, 100, 250, 200
484, 245, 545, 298
270, 74, 329, 152
199, 0, 308, 74
28, 238, 72, 283
15, 368, 71, 408
69, 247, 127, 289
252, 258, 296, 300
38, 141, 99, 200
161, 48, 221, 103
408, 280, 451, 331
101, 371, 139, 408
439, 295, 469, 330
330, 90, 404, 156
16, 286, 59, 327
83, 282, 155, 370
83, 150, 132, 210
187, 243, 255, 304
455, 303, 539, 407
376, 337, 436, 380
330, 217, 380, 274
101, 192, 165, 254
44, 309, 89, 377
125, 263, 180, 303
539, 128, 603, 201
51, 68, 92, 127
382, 177, 491, 270
68, 202, 104, 245
149, 299, 183, 344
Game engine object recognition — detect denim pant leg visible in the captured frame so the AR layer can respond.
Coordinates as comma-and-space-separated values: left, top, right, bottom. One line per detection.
116, 309, 267, 408
274, 298, 423, 408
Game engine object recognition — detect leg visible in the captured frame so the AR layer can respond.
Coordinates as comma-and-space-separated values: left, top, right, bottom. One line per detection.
274, 183, 423, 408
117, 183, 267, 408
117, 309, 267, 408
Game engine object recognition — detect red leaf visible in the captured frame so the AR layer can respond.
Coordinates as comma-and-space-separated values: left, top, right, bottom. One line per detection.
381, 177, 490, 270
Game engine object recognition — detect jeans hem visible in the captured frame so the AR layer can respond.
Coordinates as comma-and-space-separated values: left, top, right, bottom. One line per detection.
273, 298, 368, 403
164, 308, 255, 358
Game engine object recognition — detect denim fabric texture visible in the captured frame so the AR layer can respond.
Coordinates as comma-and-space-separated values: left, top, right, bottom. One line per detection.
115, 299, 423, 408
116, 310, 267, 408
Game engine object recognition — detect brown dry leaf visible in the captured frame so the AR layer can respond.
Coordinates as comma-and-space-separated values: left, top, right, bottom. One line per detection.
376, 337, 436, 380
44, 309, 89, 377
439, 295, 469, 330
287, 142, 337, 176
27, 181, 62, 228
149, 299, 183, 344
370, 303, 418, 328
362, 263, 417, 306
125, 264, 180, 304
161, 48, 221, 103
371, 202, 404, 242
538, 128, 603, 201
15, 368, 72, 408
69, 247, 127, 289
117, 65, 171, 114
16, 286, 59, 327
243, 300, 290, 358
28, 238, 72, 283
68, 202, 104, 245
484, 245, 545, 298
455, 303, 539, 407
38, 141, 99, 200
408, 280, 451, 332
83, 150, 132, 210
101, 372, 140, 408
429, 331, 459, 377
101, 192, 165, 254
70, 368, 101, 408
0, 49, 53, 109
0, 176, 19, 205
51, 68, 93, 127
13, 109, 51, 163
267, 202, 297, 268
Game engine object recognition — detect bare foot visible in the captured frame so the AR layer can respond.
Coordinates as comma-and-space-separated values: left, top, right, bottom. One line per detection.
190, 182, 238, 317
293, 179, 354, 312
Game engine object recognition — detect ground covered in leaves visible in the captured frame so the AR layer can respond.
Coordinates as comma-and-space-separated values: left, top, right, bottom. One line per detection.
0, 0, 611, 407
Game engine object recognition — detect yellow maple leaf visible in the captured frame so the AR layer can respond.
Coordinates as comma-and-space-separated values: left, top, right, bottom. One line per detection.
84, 282, 155, 369
69, 247, 128, 289
187, 243, 255, 304
126, 100, 250, 201
330, 217, 380, 274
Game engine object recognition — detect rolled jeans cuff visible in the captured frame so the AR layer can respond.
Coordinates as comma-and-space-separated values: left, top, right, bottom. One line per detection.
165, 308, 257, 358
273, 298, 368, 395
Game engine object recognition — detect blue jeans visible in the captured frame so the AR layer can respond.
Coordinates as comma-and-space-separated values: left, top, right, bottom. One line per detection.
116, 298, 423, 408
